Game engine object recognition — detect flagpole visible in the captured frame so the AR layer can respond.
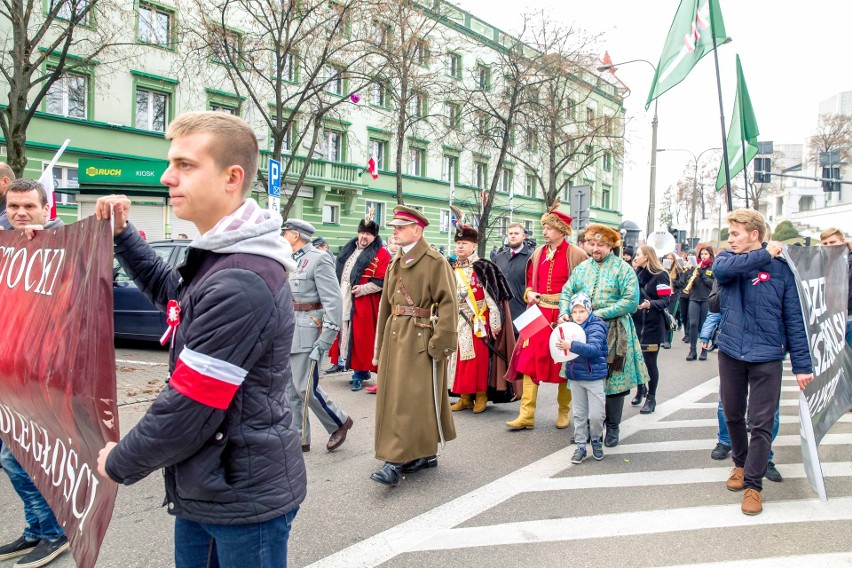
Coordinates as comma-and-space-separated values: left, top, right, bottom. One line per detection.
709, 5, 733, 210
448, 164, 454, 255
739, 93, 750, 208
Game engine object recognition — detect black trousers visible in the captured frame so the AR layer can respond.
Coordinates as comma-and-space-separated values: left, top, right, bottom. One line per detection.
718, 351, 782, 492
688, 300, 708, 350
679, 297, 690, 335
643, 350, 660, 395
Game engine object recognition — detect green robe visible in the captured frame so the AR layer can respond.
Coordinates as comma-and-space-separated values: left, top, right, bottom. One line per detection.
561, 253, 649, 395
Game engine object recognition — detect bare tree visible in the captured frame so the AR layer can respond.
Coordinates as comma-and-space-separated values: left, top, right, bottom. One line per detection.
808, 113, 852, 166
0, 0, 130, 175
179, 0, 376, 217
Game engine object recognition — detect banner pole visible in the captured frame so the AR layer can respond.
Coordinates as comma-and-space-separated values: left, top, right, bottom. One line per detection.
709, 6, 733, 210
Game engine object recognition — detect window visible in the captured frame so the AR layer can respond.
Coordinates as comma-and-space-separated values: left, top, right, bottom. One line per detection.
523, 219, 533, 235
322, 130, 342, 162
496, 216, 507, 237
413, 39, 429, 66
370, 81, 387, 107
372, 21, 389, 47
442, 155, 458, 182
525, 129, 538, 151
43, 164, 79, 191
524, 174, 536, 197
138, 3, 172, 47
210, 103, 236, 114
476, 64, 491, 90
499, 167, 513, 194
440, 209, 451, 233
567, 98, 575, 120
281, 51, 297, 82
603, 152, 612, 172
445, 102, 461, 130
408, 147, 425, 176
365, 201, 385, 225
45, 71, 87, 119
52, 0, 89, 23
474, 161, 487, 188
211, 27, 242, 64
585, 106, 594, 124
277, 124, 293, 153
601, 184, 611, 209
407, 92, 425, 118
476, 113, 489, 136
136, 88, 169, 132
324, 65, 343, 95
322, 204, 340, 224
445, 52, 461, 79
369, 139, 387, 170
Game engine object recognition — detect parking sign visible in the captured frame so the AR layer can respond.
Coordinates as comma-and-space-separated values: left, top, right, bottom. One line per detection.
268, 158, 281, 212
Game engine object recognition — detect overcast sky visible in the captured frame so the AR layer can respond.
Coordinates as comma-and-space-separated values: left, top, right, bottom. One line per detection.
455, 0, 851, 231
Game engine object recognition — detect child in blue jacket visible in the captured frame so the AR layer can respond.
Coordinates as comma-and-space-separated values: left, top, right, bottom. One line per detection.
557, 293, 609, 464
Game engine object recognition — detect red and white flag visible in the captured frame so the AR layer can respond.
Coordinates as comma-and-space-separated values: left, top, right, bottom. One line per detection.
38, 138, 70, 220
513, 304, 550, 341
656, 283, 673, 297
367, 157, 379, 180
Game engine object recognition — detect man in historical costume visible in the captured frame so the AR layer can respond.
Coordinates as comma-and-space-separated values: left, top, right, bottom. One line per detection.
370, 205, 458, 487
562, 223, 649, 447
505, 202, 588, 430
282, 219, 353, 452
327, 214, 392, 391
448, 225, 515, 414
493, 222, 533, 325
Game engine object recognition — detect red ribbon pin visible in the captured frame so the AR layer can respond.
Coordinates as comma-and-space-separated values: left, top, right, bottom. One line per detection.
160, 299, 181, 346
752, 272, 770, 286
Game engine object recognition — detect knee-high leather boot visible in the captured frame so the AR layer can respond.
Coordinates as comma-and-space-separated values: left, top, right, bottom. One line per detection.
556, 382, 572, 429
506, 375, 537, 430
604, 395, 624, 447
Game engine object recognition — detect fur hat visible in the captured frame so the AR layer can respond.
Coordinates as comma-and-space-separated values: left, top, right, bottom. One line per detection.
358, 218, 380, 236
584, 223, 622, 248
540, 198, 573, 235
454, 225, 478, 242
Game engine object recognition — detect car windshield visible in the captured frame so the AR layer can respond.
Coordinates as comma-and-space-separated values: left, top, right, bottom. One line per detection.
114, 246, 175, 282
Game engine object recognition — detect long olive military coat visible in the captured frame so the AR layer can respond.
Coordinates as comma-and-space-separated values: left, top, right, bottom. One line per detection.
374, 237, 458, 463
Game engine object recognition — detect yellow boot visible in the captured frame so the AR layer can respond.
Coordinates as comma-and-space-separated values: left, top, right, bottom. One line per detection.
506, 376, 537, 430
556, 382, 572, 429
473, 392, 488, 414
451, 394, 474, 411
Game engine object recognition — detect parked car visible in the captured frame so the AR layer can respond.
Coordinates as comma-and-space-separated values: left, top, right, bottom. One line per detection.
113, 239, 191, 342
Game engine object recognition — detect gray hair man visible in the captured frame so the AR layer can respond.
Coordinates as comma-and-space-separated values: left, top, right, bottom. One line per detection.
281, 219, 353, 452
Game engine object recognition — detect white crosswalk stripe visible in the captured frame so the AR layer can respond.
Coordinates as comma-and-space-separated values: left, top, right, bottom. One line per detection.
306, 372, 852, 568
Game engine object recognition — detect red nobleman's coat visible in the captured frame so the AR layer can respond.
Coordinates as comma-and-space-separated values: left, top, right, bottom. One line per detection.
349, 248, 391, 371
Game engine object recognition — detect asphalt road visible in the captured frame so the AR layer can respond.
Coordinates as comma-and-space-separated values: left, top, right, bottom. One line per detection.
1, 337, 851, 567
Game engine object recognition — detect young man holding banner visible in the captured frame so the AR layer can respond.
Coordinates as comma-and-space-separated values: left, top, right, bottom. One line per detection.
820, 227, 852, 347
714, 209, 813, 516
94, 112, 306, 567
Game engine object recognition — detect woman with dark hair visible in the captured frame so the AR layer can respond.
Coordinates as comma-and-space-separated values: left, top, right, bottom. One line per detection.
630, 246, 672, 413
685, 246, 716, 361
662, 252, 685, 349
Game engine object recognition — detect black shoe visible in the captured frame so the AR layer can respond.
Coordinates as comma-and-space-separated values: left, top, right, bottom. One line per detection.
326, 364, 345, 374
765, 462, 783, 483
604, 428, 619, 447
370, 462, 403, 486
301, 444, 310, 452
631, 385, 647, 406
681, 335, 690, 343
402, 455, 438, 473
711, 442, 731, 460
640, 395, 656, 414
686, 349, 697, 361
661, 342, 671, 349
698, 349, 708, 361
13, 536, 69, 568
0, 536, 39, 561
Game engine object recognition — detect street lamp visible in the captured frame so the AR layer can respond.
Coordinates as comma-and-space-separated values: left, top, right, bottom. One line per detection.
657, 147, 721, 245
597, 59, 658, 239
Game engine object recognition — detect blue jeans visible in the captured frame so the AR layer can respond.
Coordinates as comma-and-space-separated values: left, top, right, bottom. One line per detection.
846, 320, 851, 348
352, 370, 371, 382
717, 400, 780, 462
174, 507, 298, 568
0, 445, 65, 541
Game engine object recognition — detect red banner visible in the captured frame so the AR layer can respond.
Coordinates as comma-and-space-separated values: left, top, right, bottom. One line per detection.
0, 217, 118, 568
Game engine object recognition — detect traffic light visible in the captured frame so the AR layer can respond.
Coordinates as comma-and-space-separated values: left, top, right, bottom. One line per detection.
667, 226, 679, 244
822, 166, 840, 192
754, 157, 771, 183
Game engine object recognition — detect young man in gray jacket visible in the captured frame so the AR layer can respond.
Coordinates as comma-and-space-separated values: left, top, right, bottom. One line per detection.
95, 112, 306, 568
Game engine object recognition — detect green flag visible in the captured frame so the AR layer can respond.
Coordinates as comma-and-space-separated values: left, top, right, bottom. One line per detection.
646, 0, 728, 109
715, 55, 760, 191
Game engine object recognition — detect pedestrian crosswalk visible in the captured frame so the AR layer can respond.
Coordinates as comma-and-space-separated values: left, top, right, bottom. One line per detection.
305, 372, 852, 568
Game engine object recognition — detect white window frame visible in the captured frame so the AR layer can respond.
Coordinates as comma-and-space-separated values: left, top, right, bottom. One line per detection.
365, 200, 385, 226
322, 203, 340, 224
136, 88, 169, 132
323, 130, 342, 162
369, 139, 386, 170
45, 70, 87, 119
138, 3, 172, 47
474, 161, 487, 189
500, 167, 513, 194
442, 155, 458, 182
408, 147, 424, 176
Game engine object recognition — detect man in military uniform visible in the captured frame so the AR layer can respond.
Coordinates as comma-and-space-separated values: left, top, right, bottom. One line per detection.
505, 202, 587, 430
370, 206, 458, 486
282, 219, 353, 452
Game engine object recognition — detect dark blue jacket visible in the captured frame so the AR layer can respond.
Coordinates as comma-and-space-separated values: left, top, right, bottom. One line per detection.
713, 246, 812, 374
561, 313, 609, 381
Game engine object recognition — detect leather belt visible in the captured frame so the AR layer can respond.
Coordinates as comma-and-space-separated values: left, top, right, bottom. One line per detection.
392, 305, 431, 318
293, 302, 322, 312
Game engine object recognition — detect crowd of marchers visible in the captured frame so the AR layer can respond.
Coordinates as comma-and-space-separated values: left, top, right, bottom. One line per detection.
0, 111, 849, 567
